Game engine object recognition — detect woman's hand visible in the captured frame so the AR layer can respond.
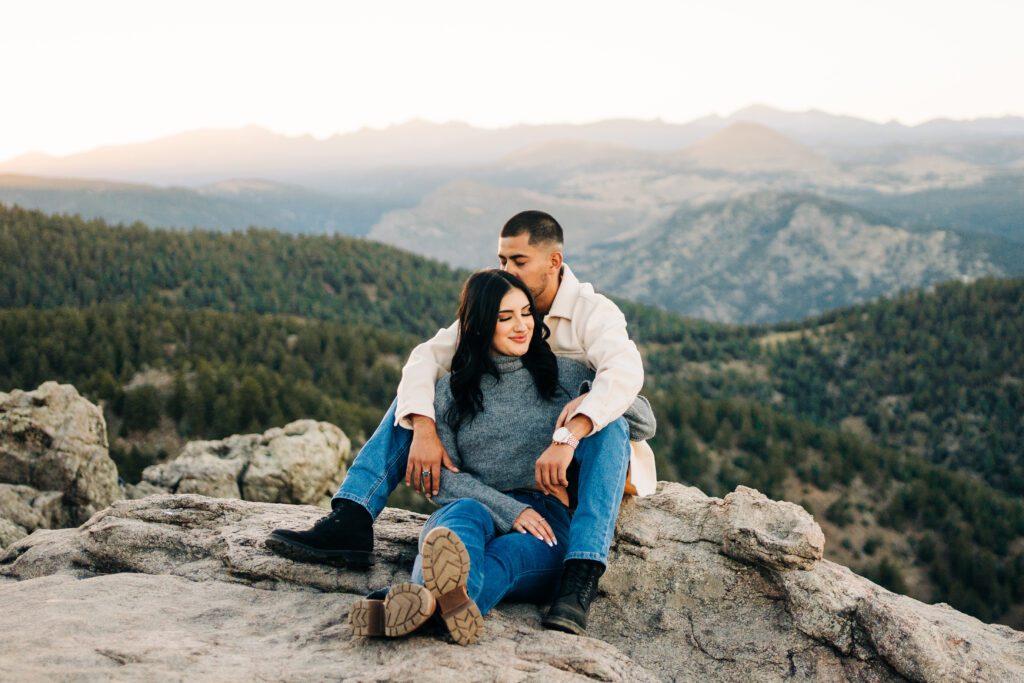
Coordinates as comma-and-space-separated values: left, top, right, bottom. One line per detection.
535, 443, 574, 496
406, 416, 459, 496
513, 508, 557, 546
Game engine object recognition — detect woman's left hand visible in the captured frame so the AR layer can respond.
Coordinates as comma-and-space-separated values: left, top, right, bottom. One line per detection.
535, 443, 574, 495
513, 507, 557, 546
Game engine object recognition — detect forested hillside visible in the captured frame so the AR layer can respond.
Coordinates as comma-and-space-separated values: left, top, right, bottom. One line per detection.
2, 300, 1020, 625
648, 385, 1024, 624
0, 203, 756, 349
646, 278, 1024, 496
2, 204, 1023, 626
0, 205, 463, 337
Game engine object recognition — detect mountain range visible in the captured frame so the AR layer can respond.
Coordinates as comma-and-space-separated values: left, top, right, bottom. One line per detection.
4, 105, 1024, 185
3, 106, 1023, 323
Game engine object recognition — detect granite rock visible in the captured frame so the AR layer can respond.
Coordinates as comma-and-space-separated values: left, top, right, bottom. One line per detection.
1, 485, 1020, 681
0, 382, 119, 527
141, 420, 350, 506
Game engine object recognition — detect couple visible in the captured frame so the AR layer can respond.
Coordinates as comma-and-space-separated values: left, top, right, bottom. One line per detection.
267, 210, 657, 645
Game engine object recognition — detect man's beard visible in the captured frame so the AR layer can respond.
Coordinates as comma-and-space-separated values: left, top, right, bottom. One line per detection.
530, 272, 549, 299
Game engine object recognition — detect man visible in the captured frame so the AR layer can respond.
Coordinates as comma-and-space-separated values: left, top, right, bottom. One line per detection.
268, 210, 655, 633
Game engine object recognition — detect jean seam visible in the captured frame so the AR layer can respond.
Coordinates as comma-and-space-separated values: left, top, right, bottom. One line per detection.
333, 491, 370, 507
565, 551, 606, 562
571, 420, 630, 561
364, 438, 412, 506
341, 434, 411, 516
596, 435, 631, 558
513, 566, 563, 578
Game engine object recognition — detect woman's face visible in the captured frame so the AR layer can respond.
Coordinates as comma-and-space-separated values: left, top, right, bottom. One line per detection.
490, 287, 534, 357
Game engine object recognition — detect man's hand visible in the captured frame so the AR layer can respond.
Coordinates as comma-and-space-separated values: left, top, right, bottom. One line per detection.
555, 394, 588, 430
405, 415, 459, 496
535, 443, 574, 496
513, 507, 557, 546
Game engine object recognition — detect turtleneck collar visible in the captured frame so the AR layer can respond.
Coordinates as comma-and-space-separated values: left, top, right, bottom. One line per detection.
491, 353, 525, 374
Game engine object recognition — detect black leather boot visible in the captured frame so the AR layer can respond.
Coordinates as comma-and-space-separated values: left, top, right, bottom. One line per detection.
266, 499, 374, 568
542, 559, 605, 634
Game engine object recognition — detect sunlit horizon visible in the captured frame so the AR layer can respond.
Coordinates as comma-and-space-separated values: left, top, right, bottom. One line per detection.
4, 0, 1023, 160
7, 103, 1024, 163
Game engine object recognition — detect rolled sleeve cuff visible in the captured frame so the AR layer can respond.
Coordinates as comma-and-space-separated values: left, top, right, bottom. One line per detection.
569, 397, 606, 434
395, 400, 436, 430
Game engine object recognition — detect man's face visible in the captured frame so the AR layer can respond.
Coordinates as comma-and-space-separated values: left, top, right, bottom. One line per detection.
497, 234, 556, 299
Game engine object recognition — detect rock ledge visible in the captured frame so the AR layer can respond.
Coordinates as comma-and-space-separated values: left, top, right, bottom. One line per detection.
2, 484, 1020, 681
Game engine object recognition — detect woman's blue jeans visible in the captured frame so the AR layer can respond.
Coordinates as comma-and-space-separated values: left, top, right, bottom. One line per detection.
410, 492, 571, 615
333, 398, 632, 565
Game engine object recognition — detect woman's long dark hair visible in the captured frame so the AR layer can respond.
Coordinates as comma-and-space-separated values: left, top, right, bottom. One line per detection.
445, 269, 559, 429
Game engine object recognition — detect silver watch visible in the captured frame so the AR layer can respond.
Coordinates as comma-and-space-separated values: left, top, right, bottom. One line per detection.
551, 427, 580, 450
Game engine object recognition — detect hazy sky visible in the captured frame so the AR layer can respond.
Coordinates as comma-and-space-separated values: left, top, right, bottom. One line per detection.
2, 0, 1022, 160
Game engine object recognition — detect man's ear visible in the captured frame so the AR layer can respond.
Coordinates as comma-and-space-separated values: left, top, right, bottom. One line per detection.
549, 249, 564, 270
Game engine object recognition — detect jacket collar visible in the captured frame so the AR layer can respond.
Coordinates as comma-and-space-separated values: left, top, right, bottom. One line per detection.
547, 264, 580, 321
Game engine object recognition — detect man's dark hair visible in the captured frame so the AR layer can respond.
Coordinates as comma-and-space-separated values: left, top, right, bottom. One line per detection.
500, 210, 564, 248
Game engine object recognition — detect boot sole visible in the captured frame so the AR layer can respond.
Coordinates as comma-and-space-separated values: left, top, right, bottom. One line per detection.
383, 583, 437, 637
348, 599, 385, 637
421, 527, 484, 646
542, 613, 587, 635
266, 532, 374, 569
348, 583, 436, 638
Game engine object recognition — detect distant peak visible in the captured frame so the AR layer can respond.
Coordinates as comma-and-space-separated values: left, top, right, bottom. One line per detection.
2, 150, 54, 165
731, 103, 786, 117
385, 119, 473, 131
683, 122, 835, 175
703, 121, 796, 141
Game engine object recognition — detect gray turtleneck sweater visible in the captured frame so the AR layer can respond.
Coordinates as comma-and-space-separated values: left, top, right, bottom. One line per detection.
433, 355, 656, 532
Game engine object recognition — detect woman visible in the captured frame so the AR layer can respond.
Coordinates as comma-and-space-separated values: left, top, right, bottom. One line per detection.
348, 269, 655, 645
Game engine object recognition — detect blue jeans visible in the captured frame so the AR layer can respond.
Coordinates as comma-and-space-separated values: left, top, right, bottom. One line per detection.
410, 492, 571, 615
333, 399, 410, 519
333, 399, 632, 565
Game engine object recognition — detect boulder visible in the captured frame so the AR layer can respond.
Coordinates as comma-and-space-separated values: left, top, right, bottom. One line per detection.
1, 484, 1020, 681
0, 483, 64, 548
0, 382, 119, 526
0, 516, 24, 550
141, 420, 349, 506
122, 481, 170, 500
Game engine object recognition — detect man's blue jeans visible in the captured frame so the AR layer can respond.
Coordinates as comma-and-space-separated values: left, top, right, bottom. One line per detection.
333, 399, 410, 519
410, 492, 571, 615
332, 398, 632, 565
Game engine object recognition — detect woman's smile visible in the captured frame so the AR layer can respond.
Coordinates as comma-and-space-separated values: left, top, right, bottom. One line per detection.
491, 287, 535, 356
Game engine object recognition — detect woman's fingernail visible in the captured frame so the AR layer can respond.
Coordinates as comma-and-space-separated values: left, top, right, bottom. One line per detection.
547, 541, 553, 547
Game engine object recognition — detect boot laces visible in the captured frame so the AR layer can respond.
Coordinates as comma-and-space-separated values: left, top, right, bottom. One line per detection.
559, 566, 599, 605
312, 508, 343, 529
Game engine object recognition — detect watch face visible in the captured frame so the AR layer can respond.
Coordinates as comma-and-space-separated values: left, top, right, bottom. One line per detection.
552, 427, 571, 443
